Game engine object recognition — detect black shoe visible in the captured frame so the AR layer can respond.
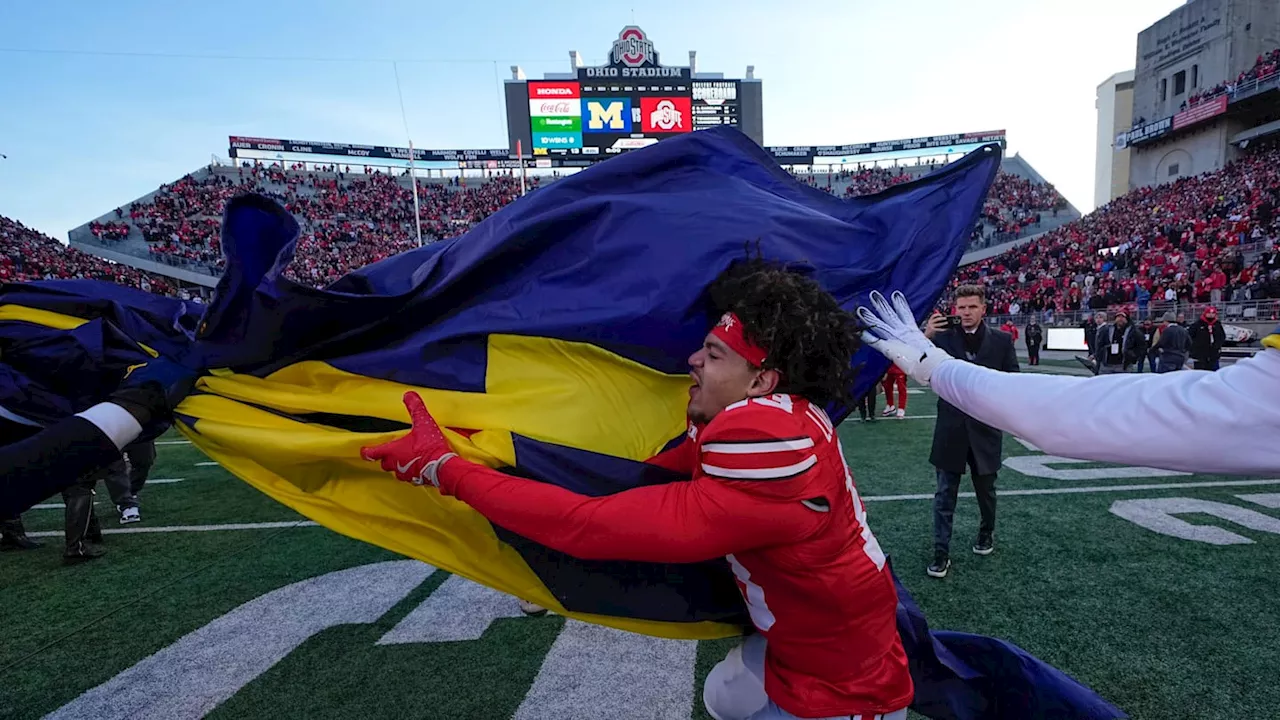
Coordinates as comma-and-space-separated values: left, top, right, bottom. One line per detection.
63, 541, 106, 564
0, 517, 43, 550
973, 533, 994, 556
926, 552, 950, 578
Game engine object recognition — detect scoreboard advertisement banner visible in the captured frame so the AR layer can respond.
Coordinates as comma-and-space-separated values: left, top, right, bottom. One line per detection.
229, 129, 1007, 169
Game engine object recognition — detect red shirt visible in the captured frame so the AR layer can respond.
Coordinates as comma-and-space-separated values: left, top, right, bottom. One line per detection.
440, 394, 913, 717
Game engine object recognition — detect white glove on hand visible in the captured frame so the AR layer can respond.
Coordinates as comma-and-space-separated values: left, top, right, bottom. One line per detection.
856, 290, 954, 385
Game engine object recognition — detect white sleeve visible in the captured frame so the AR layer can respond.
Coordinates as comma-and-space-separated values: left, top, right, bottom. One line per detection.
928, 349, 1280, 476
75, 402, 143, 451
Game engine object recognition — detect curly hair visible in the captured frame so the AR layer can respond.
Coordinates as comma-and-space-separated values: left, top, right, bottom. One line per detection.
707, 256, 862, 407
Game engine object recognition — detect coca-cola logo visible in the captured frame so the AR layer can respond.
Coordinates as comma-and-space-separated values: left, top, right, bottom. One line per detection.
538, 101, 574, 114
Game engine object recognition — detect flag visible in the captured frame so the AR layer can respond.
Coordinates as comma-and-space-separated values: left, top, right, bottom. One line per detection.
0, 127, 1124, 717
178, 127, 999, 638
0, 280, 201, 426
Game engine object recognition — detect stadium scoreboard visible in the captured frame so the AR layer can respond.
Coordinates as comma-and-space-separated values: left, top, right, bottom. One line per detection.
507, 26, 762, 162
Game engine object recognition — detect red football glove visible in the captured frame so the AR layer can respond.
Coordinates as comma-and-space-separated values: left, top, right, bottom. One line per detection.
360, 392, 458, 491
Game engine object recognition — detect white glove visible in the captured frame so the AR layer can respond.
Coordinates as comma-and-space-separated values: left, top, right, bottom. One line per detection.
856, 290, 954, 385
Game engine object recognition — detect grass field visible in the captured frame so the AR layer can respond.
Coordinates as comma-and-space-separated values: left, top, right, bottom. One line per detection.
3, 379, 1279, 720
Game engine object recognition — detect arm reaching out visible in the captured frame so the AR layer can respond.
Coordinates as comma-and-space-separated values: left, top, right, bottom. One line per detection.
858, 291, 1280, 475
362, 393, 818, 563
439, 461, 817, 563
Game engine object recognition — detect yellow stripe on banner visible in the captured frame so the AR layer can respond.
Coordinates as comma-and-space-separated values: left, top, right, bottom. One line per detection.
179, 333, 738, 640
1263, 334, 1280, 351
0, 304, 89, 330
0, 304, 160, 357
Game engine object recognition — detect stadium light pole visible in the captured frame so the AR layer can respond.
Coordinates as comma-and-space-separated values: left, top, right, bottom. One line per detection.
393, 61, 425, 247
408, 139, 424, 247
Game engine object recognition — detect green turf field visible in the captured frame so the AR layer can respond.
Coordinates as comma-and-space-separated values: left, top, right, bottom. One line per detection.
3, 380, 1279, 720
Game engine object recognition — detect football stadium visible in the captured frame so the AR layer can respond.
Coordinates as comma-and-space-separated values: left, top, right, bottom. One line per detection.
4, 3, 1280, 719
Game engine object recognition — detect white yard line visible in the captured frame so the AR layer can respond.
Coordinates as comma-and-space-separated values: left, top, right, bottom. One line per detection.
27, 521, 319, 538
195, 461, 219, 467
155, 440, 192, 446
24, 480, 1280, 534
863, 478, 1280, 502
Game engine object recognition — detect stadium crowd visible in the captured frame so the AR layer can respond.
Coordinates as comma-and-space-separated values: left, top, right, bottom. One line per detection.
948, 145, 1280, 321
0, 216, 176, 295
980, 171, 1066, 237
95, 165, 534, 286
1186, 48, 1280, 109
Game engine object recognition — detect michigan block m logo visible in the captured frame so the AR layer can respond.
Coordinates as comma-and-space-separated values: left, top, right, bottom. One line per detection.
586, 99, 631, 132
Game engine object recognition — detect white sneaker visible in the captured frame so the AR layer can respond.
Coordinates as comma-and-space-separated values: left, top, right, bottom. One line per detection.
881, 405, 896, 416
518, 599, 548, 617
895, 409, 906, 419
119, 507, 141, 525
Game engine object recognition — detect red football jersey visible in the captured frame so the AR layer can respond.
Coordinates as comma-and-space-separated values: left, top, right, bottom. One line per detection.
685, 394, 912, 717
440, 393, 913, 717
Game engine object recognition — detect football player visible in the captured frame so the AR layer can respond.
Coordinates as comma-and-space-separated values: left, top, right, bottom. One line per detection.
364, 260, 912, 720
858, 290, 1280, 475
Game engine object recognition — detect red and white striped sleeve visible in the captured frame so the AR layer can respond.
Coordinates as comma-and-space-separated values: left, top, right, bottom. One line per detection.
697, 399, 819, 484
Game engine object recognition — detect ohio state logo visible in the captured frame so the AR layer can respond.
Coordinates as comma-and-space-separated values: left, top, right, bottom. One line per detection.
650, 100, 684, 130
611, 26, 655, 68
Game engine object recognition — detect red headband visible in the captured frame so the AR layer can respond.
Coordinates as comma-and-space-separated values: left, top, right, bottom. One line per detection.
711, 312, 768, 367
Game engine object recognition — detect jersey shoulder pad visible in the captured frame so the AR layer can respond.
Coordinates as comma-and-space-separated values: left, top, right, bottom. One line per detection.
699, 396, 818, 482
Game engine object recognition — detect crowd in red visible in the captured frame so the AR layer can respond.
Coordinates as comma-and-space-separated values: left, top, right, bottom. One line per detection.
1186, 48, 1280, 109
0, 216, 175, 295
981, 171, 1066, 237
949, 145, 1280, 319
89, 221, 130, 241
92, 164, 535, 286
795, 167, 1063, 247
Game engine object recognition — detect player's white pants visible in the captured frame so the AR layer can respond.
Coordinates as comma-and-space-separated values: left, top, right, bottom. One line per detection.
702, 634, 908, 720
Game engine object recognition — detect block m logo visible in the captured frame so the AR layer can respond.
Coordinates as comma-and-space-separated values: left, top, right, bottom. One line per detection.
585, 99, 631, 132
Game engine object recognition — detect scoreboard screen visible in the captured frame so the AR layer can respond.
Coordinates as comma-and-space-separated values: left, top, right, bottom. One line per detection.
527, 79, 740, 158
691, 81, 740, 131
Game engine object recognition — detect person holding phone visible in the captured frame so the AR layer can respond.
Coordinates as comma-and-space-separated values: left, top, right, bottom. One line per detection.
918, 285, 1019, 578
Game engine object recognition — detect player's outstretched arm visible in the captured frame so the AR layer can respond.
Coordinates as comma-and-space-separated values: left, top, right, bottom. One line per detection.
362, 393, 814, 563
439, 461, 814, 563
930, 348, 1280, 476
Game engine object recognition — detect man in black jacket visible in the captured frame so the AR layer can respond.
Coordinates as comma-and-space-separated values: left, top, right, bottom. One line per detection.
922, 285, 1019, 578
1189, 306, 1227, 371
1082, 312, 1101, 357
1093, 311, 1140, 373
1025, 319, 1043, 366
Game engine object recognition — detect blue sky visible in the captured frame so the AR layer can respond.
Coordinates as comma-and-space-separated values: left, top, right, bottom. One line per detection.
0, 0, 1184, 239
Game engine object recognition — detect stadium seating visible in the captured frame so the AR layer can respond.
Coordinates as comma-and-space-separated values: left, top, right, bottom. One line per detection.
1186, 48, 1280, 109
0, 216, 176, 295
74, 165, 534, 287
64, 153, 1072, 290
947, 144, 1280, 321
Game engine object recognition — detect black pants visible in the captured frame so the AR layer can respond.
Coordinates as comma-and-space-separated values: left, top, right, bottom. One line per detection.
1195, 357, 1221, 371
93, 441, 156, 510
856, 388, 877, 420
1027, 344, 1040, 365
933, 454, 997, 555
